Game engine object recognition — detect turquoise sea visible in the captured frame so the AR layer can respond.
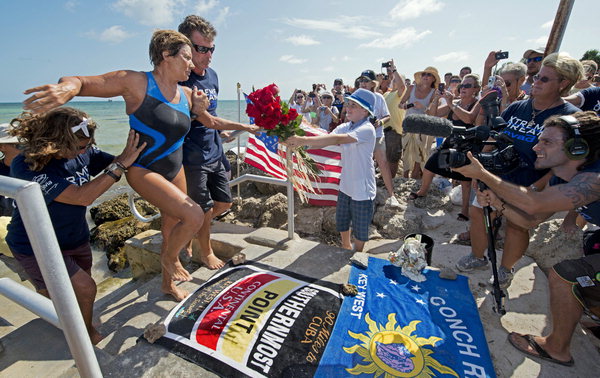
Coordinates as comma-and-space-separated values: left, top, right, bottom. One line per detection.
0, 100, 251, 156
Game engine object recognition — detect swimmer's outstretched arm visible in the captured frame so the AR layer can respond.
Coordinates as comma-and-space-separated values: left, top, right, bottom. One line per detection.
23, 70, 145, 114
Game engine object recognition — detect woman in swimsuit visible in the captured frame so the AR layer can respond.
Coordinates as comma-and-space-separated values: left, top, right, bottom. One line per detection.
23, 30, 210, 301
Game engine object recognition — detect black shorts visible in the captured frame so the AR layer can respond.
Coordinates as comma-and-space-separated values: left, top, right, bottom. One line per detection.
12, 242, 93, 291
185, 160, 232, 213
384, 128, 402, 163
553, 253, 600, 316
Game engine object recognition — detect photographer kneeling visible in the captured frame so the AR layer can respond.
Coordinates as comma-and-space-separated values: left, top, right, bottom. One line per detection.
453, 111, 600, 366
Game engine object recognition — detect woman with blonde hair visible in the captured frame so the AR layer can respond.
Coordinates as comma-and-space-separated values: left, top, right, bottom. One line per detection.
400, 66, 440, 179
6, 107, 144, 344
22, 29, 210, 301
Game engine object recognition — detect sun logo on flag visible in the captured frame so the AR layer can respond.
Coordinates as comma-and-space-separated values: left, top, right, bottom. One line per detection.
343, 313, 458, 377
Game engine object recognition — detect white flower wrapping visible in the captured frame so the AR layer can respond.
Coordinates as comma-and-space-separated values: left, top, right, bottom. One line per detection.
389, 237, 428, 282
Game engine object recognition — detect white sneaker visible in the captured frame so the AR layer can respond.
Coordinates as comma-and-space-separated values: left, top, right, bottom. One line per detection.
385, 196, 401, 208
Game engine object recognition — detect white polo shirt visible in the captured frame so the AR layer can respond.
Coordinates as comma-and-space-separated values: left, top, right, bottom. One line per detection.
332, 118, 376, 200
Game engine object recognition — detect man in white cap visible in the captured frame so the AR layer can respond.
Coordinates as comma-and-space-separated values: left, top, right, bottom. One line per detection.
285, 89, 377, 252
0, 123, 21, 215
522, 47, 545, 95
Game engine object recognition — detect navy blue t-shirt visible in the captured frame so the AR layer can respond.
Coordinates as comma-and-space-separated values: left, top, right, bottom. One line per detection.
550, 159, 600, 226
0, 161, 13, 216
579, 87, 600, 115
180, 68, 223, 166
500, 99, 580, 186
6, 147, 114, 255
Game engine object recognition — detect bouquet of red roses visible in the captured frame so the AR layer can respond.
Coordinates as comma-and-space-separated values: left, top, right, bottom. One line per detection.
246, 84, 320, 200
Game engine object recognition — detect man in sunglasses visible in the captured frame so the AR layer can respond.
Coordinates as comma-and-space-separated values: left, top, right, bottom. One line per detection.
522, 47, 545, 95
178, 15, 259, 270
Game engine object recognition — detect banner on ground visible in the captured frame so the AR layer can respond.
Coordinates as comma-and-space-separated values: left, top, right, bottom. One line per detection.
316, 257, 496, 378
158, 262, 343, 377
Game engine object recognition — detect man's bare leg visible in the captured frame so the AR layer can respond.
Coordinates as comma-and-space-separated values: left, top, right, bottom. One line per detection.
196, 201, 231, 270
500, 221, 530, 271
509, 269, 579, 363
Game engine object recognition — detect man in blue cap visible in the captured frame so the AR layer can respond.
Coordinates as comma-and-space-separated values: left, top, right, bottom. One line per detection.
285, 89, 377, 252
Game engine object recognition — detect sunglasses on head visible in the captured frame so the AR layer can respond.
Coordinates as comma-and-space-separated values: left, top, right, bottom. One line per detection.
193, 44, 216, 54
533, 74, 560, 83
527, 56, 543, 63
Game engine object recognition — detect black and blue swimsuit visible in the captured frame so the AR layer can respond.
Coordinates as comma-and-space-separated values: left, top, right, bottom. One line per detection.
129, 72, 191, 181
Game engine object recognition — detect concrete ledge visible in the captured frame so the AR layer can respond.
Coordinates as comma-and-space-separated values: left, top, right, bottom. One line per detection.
244, 227, 300, 250
125, 230, 162, 279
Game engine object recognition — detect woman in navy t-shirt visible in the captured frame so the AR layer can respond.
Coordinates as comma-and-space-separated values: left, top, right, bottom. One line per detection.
7, 107, 144, 345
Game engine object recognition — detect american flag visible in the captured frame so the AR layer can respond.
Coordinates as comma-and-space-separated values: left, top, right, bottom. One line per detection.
243, 101, 342, 206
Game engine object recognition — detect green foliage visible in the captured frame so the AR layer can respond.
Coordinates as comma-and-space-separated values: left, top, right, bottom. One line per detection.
581, 49, 600, 67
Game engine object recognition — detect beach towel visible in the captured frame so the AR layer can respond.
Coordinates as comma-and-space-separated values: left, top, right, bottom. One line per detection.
316, 257, 496, 377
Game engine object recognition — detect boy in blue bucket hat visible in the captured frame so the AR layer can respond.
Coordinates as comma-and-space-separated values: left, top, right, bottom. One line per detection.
285, 88, 376, 251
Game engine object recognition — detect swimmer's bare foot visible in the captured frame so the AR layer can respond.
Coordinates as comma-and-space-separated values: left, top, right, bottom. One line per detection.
201, 252, 225, 270
161, 281, 189, 301
161, 256, 192, 282
90, 327, 104, 345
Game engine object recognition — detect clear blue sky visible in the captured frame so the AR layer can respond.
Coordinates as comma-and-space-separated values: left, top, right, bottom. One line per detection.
0, 0, 597, 103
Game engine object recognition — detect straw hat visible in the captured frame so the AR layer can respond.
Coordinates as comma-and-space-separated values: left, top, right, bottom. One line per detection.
414, 66, 440, 86
0, 123, 18, 144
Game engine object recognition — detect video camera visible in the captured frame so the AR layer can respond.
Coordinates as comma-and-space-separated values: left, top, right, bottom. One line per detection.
437, 125, 520, 176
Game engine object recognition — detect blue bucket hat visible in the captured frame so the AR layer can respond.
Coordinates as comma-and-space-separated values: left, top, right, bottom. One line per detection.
346, 88, 375, 116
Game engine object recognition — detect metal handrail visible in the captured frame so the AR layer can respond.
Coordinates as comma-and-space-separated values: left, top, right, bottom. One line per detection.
0, 176, 102, 377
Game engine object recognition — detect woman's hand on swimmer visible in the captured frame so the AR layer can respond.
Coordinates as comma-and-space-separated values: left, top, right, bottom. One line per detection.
22, 79, 81, 114
191, 86, 209, 114
116, 130, 147, 168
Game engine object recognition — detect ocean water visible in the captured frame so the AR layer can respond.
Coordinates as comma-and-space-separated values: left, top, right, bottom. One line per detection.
0, 100, 251, 156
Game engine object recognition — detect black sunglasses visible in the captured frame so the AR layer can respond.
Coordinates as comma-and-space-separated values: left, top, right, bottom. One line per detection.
450, 79, 461, 83
458, 83, 475, 89
193, 44, 216, 54
533, 74, 560, 83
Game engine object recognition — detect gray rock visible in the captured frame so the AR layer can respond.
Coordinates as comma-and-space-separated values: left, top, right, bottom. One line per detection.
295, 206, 324, 235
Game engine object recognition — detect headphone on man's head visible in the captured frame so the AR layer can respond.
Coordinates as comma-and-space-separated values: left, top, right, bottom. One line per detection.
561, 115, 589, 160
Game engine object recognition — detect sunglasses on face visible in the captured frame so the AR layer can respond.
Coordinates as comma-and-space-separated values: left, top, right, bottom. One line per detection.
193, 44, 216, 54
458, 83, 475, 89
527, 56, 543, 63
77, 141, 93, 152
296, 96, 304, 99
358, 78, 371, 83
533, 74, 560, 83
450, 79, 461, 83
421, 72, 433, 77
322, 96, 332, 100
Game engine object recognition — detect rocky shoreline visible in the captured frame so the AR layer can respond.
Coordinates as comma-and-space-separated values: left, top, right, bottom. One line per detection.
89, 151, 583, 274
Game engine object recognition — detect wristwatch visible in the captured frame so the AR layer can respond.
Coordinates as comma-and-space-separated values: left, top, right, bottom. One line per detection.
103, 163, 123, 181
